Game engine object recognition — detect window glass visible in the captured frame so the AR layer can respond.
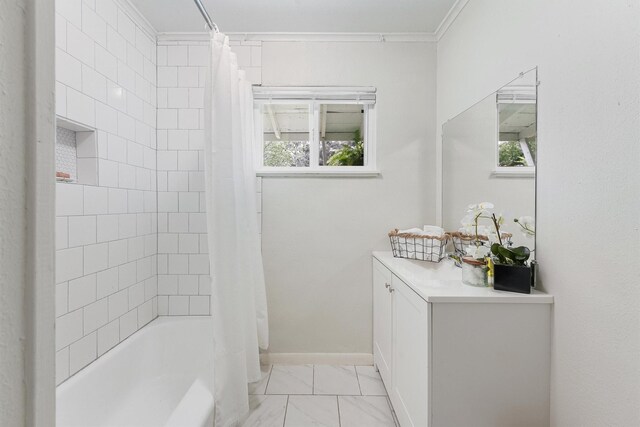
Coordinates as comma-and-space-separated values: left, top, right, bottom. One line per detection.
498, 102, 536, 167
318, 104, 365, 166
263, 104, 310, 167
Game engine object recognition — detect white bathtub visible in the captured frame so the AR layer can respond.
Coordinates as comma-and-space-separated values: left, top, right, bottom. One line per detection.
57, 317, 215, 427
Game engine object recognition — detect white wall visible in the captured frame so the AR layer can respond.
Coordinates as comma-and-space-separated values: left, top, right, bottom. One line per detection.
437, 1, 640, 425
1, 0, 56, 425
260, 41, 437, 354
55, 0, 158, 384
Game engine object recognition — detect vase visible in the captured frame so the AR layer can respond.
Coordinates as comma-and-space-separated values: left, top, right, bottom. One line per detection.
461, 257, 488, 287
493, 263, 535, 294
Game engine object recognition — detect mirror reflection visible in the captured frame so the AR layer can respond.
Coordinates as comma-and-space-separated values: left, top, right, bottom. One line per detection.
442, 69, 537, 251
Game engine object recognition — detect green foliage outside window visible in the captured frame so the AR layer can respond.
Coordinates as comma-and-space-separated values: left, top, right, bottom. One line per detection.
498, 141, 526, 167
327, 129, 364, 166
498, 137, 536, 167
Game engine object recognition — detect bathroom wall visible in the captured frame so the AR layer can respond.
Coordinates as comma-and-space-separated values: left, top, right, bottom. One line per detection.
259, 41, 437, 354
155, 36, 263, 315
436, 1, 640, 425
54, 0, 158, 384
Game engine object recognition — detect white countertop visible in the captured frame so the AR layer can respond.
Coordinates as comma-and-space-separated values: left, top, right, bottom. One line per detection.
373, 251, 553, 304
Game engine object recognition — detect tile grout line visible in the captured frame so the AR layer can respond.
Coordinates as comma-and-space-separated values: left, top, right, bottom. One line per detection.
263, 364, 274, 394
354, 364, 363, 396
282, 395, 290, 427
336, 395, 342, 427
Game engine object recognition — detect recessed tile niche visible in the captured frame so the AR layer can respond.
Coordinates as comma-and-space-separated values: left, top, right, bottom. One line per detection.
55, 118, 98, 185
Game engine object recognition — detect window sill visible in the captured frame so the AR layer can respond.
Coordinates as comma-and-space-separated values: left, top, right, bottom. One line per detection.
491, 168, 535, 178
256, 169, 381, 178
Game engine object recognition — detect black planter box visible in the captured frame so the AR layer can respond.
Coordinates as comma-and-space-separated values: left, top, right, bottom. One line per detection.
494, 263, 535, 294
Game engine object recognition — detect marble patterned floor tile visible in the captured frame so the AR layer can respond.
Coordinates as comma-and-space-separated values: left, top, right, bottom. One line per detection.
284, 395, 340, 427
355, 365, 387, 396
313, 365, 361, 395
338, 396, 396, 427
242, 395, 288, 427
249, 364, 272, 395
266, 364, 313, 395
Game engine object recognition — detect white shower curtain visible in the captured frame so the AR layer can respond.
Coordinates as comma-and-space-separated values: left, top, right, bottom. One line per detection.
204, 33, 269, 427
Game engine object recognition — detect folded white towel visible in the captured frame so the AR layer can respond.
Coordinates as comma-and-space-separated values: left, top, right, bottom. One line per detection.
398, 227, 425, 235
397, 226, 444, 237
423, 225, 445, 237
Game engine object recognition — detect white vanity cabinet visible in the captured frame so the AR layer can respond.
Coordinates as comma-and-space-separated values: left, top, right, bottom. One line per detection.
390, 273, 429, 427
372, 258, 393, 387
372, 252, 553, 427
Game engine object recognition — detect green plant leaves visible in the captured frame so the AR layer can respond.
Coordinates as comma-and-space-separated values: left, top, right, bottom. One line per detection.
491, 243, 530, 265
327, 129, 364, 166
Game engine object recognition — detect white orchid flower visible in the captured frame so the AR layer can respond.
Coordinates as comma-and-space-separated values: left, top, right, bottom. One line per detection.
467, 202, 494, 211
467, 245, 490, 260
466, 202, 494, 218
460, 214, 475, 227
477, 225, 491, 236
515, 216, 536, 238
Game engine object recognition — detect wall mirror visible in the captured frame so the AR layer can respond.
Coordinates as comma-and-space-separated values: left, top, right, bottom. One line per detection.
442, 68, 537, 251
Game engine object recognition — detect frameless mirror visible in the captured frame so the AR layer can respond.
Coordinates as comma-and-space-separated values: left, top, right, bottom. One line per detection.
442, 69, 537, 250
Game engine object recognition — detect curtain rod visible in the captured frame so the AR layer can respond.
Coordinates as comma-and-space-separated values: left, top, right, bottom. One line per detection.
193, 0, 219, 33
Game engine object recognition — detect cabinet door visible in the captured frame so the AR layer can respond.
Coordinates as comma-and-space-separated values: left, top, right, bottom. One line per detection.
373, 259, 393, 389
391, 275, 429, 427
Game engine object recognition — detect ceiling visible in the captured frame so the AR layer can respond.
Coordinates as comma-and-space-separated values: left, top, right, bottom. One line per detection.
129, 0, 457, 33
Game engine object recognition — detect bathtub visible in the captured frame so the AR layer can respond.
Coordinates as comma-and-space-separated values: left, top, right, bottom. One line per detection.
57, 317, 215, 427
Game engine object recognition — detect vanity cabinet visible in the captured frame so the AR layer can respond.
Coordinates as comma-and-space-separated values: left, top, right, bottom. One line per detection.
372, 252, 553, 427
372, 259, 393, 387
390, 274, 429, 427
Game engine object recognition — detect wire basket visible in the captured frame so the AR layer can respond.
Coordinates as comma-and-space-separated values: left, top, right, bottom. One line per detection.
449, 231, 513, 256
388, 229, 449, 263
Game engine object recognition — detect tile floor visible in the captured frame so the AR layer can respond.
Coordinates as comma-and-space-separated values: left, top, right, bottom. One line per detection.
243, 364, 398, 427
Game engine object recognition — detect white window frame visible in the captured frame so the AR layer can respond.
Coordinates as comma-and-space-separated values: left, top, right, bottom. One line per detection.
253, 87, 379, 177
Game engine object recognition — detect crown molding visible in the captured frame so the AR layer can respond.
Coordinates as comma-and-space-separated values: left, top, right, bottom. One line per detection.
157, 31, 436, 43
122, 0, 465, 44
435, 0, 470, 40
157, 32, 211, 43
115, 0, 158, 39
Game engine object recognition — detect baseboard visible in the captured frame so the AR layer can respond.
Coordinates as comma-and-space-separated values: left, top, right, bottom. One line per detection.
260, 353, 374, 366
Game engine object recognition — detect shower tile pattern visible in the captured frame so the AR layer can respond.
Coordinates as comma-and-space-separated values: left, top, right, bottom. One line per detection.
155, 39, 262, 315
54, 1, 264, 383
55, 0, 158, 385
245, 365, 397, 427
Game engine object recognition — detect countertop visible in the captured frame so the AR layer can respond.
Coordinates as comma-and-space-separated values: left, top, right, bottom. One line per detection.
372, 251, 553, 304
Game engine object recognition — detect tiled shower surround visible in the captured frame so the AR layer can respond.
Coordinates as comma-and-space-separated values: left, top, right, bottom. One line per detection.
55, 0, 158, 384
155, 38, 262, 315
55, 0, 263, 384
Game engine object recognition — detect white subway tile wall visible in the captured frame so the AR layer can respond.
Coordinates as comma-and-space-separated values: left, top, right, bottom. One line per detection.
55, 0, 264, 384
55, 0, 157, 385
155, 39, 262, 316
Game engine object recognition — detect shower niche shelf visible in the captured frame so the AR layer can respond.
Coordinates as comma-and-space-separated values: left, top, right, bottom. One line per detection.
56, 117, 97, 185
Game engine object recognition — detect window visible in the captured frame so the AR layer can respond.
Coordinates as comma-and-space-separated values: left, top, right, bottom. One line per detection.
495, 85, 537, 176
254, 87, 377, 175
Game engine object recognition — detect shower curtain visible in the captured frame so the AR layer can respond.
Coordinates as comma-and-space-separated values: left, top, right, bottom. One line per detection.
204, 33, 269, 427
